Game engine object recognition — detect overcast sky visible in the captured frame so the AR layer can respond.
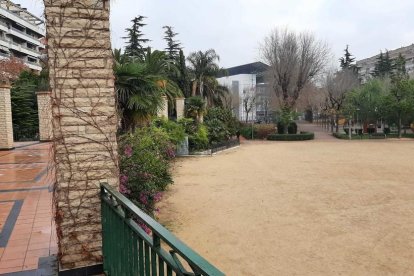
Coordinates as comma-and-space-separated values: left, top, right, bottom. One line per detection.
15, 0, 414, 68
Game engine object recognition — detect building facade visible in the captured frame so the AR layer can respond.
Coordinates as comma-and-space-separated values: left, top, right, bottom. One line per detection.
0, 0, 44, 71
356, 44, 414, 83
217, 62, 271, 122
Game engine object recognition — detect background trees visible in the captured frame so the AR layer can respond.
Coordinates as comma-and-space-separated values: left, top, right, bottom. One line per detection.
124, 16, 150, 60
261, 28, 330, 132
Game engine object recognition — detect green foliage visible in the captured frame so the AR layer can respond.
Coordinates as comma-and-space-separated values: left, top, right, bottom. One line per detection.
11, 71, 39, 138
177, 49, 191, 97
339, 45, 358, 73
276, 107, 296, 134
185, 96, 206, 121
119, 126, 176, 216
123, 16, 150, 60
178, 118, 209, 151
392, 53, 408, 82
204, 107, 239, 144
114, 48, 183, 130
372, 51, 394, 78
152, 118, 185, 144
267, 132, 314, 141
240, 124, 276, 140
163, 26, 182, 60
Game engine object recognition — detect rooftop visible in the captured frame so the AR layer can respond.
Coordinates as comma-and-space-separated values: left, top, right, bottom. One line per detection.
218, 62, 269, 77
0, 0, 44, 26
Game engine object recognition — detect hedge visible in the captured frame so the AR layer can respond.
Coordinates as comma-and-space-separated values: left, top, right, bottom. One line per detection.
240, 124, 276, 140
267, 132, 314, 141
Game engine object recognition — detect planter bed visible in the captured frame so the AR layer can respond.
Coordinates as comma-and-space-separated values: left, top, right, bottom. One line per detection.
267, 132, 314, 141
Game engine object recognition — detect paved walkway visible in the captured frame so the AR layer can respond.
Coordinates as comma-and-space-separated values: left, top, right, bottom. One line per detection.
297, 121, 337, 141
0, 143, 57, 274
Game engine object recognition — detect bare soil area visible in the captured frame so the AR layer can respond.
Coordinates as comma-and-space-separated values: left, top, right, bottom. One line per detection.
158, 137, 414, 275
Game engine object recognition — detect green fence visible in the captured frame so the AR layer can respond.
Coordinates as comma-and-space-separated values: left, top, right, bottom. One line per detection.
101, 183, 225, 276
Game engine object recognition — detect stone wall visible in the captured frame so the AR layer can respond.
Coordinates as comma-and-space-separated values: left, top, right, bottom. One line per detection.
36, 91, 52, 142
44, 0, 119, 271
158, 95, 169, 118
176, 97, 185, 119
0, 84, 13, 150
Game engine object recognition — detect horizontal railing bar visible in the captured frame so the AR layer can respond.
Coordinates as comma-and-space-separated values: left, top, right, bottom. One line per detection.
101, 183, 225, 276
101, 192, 184, 274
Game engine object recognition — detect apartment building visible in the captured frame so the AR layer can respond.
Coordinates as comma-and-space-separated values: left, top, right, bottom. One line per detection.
0, 0, 44, 71
356, 44, 414, 83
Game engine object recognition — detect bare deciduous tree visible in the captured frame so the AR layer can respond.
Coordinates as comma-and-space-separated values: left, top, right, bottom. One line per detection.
323, 69, 360, 132
242, 88, 256, 123
261, 28, 330, 110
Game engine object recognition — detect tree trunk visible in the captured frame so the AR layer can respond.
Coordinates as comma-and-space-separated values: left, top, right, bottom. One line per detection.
191, 81, 197, 96
398, 113, 402, 138
335, 114, 339, 133
330, 115, 334, 133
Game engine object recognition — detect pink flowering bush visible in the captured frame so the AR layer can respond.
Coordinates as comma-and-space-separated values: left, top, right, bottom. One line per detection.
119, 126, 175, 218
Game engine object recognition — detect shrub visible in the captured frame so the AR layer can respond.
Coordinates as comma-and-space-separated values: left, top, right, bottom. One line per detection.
152, 118, 185, 144
185, 96, 206, 122
267, 132, 314, 141
288, 122, 298, 134
119, 126, 175, 216
204, 107, 239, 144
240, 124, 276, 139
178, 118, 209, 151
276, 121, 297, 134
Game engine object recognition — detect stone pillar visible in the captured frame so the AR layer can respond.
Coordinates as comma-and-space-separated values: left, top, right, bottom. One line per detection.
158, 95, 168, 118
0, 84, 14, 150
36, 91, 52, 142
44, 0, 119, 272
176, 97, 185, 119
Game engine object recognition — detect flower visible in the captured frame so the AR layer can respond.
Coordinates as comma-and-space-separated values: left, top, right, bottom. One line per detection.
153, 192, 163, 202
124, 145, 133, 157
119, 183, 131, 195
139, 193, 148, 205
120, 174, 128, 185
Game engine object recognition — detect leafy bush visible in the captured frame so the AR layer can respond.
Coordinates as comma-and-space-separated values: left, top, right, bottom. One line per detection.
185, 96, 206, 121
152, 118, 185, 144
204, 107, 239, 144
240, 124, 276, 139
178, 118, 209, 151
267, 132, 314, 141
119, 126, 176, 216
288, 122, 298, 134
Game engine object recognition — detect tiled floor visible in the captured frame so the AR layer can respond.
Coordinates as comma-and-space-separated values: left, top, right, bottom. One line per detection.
0, 143, 57, 274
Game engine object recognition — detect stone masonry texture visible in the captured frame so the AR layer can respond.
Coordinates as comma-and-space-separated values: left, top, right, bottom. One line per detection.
176, 97, 185, 119
36, 91, 52, 141
0, 84, 14, 149
44, 0, 119, 271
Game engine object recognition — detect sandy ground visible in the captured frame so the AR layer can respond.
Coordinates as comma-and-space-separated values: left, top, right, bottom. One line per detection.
158, 126, 414, 276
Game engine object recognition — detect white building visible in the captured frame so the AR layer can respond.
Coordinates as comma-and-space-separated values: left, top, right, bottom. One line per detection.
0, 0, 45, 71
217, 62, 269, 122
356, 44, 414, 83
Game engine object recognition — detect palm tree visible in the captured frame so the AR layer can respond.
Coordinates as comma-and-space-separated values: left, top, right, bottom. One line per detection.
114, 49, 183, 131
187, 49, 220, 98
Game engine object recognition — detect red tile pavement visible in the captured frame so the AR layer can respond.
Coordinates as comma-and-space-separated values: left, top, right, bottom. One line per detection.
0, 143, 57, 274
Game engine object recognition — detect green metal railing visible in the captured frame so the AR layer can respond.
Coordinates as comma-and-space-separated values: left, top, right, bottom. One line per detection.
100, 183, 225, 276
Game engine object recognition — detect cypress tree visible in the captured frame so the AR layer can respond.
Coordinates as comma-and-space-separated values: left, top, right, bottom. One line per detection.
123, 16, 150, 60
177, 49, 191, 97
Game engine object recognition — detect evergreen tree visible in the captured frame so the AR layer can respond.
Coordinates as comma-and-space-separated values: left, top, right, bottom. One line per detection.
163, 26, 182, 60
123, 16, 150, 60
339, 45, 356, 69
177, 49, 191, 97
392, 53, 407, 82
372, 50, 394, 78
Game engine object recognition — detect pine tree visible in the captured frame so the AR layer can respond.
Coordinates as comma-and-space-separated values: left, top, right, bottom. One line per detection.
123, 16, 150, 60
392, 53, 408, 83
339, 45, 356, 69
372, 50, 394, 78
163, 26, 182, 60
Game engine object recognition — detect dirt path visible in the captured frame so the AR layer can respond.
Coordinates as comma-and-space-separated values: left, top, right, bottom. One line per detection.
158, 138, 414, 276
